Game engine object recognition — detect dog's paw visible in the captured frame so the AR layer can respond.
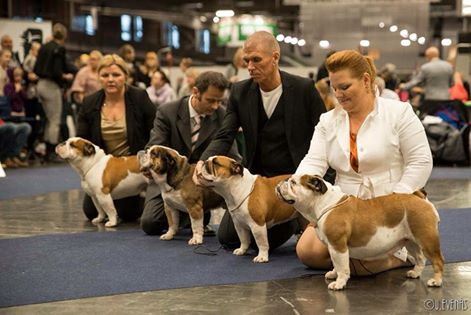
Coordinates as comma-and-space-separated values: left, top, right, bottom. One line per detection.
91, 216, 105, 224
105, 220, 118, 227
325, 270, 337, 280
188, 236, 203, 245
160, 233, 174, 241
233, 248, 246, 256
328, 281, 346, 290
253, 255, 269, 263
406, 270, 421, 279
427, 278, 442, 287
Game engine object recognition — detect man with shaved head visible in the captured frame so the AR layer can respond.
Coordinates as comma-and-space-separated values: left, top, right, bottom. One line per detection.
193, 31, 328, 250
400, 46, 454, 101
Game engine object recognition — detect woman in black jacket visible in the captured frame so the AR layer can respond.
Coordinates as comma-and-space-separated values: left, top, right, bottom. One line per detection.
77, 54, 155, 223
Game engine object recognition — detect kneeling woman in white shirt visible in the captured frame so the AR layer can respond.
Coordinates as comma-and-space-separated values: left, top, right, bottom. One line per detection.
295, 50, 433, 275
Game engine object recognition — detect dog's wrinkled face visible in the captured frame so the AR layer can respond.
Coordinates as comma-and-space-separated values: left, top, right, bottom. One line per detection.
55, 137, 96, 160
276, 174, 328, 205
200, 155, 243, 185
140, 145, 183, 179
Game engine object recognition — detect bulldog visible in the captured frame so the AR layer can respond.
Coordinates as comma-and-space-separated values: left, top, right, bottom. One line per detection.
139, 145, 224, 245
276, 174, 444, 290
56, 137, 149, 227
199, 155, 298, 263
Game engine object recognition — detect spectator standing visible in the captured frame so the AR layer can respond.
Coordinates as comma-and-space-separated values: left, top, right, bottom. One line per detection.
34, 23, 76, 162
400, 46, 454, 101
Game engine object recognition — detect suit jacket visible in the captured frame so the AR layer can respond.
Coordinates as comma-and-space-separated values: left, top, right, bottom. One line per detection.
296, 97, 433, 199
402, 57, 454, 101
200, 70, 326, 171
77, 85, 156, 155
145, 96, 240, 199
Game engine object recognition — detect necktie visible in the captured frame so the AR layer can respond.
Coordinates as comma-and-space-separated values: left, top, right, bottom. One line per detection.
191, 115, 201, 150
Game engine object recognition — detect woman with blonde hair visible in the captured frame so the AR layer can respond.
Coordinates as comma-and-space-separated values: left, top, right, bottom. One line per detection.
295, 50, 433, 275
77, 54, 156, 222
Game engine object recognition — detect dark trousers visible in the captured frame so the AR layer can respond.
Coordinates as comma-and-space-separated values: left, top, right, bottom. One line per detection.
217, 210, 299, 251
82, 194, 144, 222
141, 193, 210, 236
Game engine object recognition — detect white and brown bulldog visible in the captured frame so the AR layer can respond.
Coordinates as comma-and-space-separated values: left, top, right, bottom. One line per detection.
200, 155, 298, 263
56, 137, 149, 227
139, 145, 225, 245
276, 174, 444, 290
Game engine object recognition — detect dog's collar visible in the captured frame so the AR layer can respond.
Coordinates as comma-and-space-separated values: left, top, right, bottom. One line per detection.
227, 182, 255, 213
314, 195, 351, 227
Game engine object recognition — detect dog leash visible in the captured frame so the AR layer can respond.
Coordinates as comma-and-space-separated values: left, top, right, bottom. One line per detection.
227, 183, 256, 213
193, 244, 224, 256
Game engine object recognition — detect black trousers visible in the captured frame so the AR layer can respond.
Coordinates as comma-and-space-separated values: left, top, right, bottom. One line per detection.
217, 210, 299, 251
140, 193, 210, 236
82, 194, 144, 222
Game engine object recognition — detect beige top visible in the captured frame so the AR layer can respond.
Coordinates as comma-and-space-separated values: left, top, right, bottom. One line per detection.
101, 110, 130, 156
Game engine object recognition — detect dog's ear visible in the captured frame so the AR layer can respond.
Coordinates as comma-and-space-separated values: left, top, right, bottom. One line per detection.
83, 143, 96, 156
150, 148, 159, 159
231, 161, 244, 176
164, 152, 176, 168
306, 176, 328, 194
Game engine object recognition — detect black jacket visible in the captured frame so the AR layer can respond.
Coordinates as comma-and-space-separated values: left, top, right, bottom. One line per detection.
200, 71, 326, 171
77, 85, 156, 154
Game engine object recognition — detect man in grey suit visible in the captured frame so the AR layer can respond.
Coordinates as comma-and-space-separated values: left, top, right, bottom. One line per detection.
400, 46, 454, 101
193, 31, 329, 250
141, 71, 240, 235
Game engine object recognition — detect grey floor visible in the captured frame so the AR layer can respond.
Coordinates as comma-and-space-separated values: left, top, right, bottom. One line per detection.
0, 166, 470, 315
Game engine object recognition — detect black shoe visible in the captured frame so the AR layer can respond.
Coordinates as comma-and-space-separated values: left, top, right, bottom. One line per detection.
203, 225, 216, 237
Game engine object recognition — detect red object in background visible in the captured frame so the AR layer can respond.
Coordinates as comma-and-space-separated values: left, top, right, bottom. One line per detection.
399, 90, 409, 102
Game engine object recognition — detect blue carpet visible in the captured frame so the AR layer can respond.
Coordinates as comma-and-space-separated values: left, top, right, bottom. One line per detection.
0, 165, 81, 200
0, 208, 469, 307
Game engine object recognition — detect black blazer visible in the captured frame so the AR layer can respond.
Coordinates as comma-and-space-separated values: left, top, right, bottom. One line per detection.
146, 96, 240, 163
200, 71, 326, 169
77, 85, 156, 155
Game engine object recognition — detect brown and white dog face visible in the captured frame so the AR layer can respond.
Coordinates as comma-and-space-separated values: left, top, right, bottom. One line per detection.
200, 155, 244, 185
56, 137, 97, 161
139, 145, 188, 184
276, 174, 328, 207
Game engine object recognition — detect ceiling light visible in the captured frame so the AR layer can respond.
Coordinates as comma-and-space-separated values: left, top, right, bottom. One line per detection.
276, 34, 285, 42
213, 16, 220, 23
291, 37, 298, 45
319, 40, 330, 49
400, 29, 409, 38
389, 25, 398, 32
360, 40, 370, 47
379, 22, 385, 28
284, 36, 292, 44
298, 39, 306, 47
215, 10, 235, 18
417, 36, 426, 45
401, 39, 411, 47
409, 33, 417, 41
441, 38, 452, 46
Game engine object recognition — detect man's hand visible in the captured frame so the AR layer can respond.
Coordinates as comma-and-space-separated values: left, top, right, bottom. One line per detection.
192, 160, 205, 186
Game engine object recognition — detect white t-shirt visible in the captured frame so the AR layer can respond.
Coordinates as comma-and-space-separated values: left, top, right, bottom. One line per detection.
260, 84, 283, 119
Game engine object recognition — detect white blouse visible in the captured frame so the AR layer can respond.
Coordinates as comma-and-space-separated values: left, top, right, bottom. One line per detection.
296, 97, 433, 199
